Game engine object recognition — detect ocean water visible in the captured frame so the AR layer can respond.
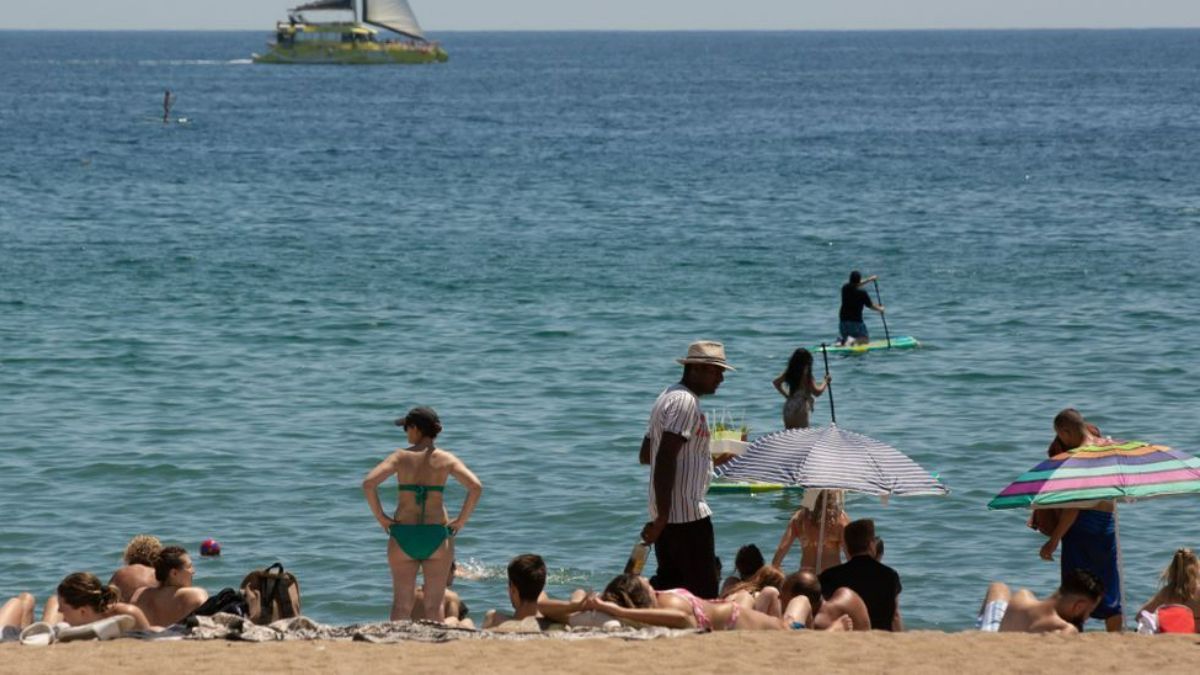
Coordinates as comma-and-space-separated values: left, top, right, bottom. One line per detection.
1, 29, 1198, 630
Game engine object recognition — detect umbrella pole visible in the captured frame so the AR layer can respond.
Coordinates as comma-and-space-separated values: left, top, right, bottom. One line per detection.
815, 490, 827, 572
821, 343, 836, 424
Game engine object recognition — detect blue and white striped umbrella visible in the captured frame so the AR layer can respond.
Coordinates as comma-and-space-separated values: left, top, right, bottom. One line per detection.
715, 424, 949, 497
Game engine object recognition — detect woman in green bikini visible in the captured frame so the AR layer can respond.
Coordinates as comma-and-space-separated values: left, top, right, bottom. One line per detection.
362, 407, 483, 623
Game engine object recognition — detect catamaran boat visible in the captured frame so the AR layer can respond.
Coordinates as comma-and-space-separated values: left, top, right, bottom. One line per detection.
252, 0, 447, 65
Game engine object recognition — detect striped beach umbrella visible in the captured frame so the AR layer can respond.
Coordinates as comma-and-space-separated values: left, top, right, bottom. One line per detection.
714, 424, 949, 497
987, 441, 1200, 510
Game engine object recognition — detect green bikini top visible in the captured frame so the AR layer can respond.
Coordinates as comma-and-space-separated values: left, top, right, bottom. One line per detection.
397, 484, 444, 503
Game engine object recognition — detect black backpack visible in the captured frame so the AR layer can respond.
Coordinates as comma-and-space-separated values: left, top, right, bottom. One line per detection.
186, 587, 249, 620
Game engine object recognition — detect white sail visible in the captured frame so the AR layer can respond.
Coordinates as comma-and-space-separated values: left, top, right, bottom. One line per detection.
362, 0, 426, 41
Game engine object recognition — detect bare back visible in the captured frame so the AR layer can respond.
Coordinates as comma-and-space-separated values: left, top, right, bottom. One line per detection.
391, 447, 459, 525
131, 585, 207, 627
1000, 590, 1075, 634
109, 565, 157, 602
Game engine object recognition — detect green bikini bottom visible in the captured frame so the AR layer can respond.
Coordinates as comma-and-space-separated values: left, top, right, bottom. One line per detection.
389, 524, 453, 561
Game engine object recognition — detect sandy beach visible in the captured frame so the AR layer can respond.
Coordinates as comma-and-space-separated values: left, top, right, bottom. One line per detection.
2, 631, 1196, 674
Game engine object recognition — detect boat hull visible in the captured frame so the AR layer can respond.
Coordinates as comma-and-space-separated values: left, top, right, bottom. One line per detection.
252, 42, 447, 65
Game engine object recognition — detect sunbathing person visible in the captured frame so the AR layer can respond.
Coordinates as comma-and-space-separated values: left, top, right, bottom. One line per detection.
975, 569, 1104, 633
44, 572, 157, 631
778, 570, 871, 630
0, 592, 37, 641
362, 407, 483, 622
129, 546, 208, 626
481, 554, 594, 630
1138, 548, 1200, 633
108, 534, 163, 601
584, 573, 850, 631
720, 565, 785, 616
719, 544, 766, 596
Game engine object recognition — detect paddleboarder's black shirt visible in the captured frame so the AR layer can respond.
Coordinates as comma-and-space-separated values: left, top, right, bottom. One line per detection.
839, 284, 873, 322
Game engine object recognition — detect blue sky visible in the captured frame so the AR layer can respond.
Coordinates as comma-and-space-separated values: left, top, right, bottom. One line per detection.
4, 1, 1199, 31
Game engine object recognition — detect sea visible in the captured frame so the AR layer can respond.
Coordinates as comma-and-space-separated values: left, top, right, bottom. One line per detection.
1, 29, 1198, 631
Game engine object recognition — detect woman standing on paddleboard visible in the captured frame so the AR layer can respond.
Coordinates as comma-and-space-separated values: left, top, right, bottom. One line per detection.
772, 348, 829, 429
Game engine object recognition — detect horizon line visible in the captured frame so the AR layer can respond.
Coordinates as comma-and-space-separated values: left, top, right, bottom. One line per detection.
3, 26, 1200, 33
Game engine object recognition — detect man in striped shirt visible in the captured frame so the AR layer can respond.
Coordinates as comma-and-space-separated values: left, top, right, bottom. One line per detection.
638, 341, 737, 599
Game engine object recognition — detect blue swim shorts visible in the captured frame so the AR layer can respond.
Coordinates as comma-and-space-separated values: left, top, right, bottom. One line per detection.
839, 320, 869, 340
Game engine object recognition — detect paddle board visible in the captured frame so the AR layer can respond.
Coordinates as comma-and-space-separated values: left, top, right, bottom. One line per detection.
815, 335, 920, 355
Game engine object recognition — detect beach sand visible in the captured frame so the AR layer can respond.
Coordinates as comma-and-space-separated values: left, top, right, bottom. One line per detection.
2, 631, 1196, 674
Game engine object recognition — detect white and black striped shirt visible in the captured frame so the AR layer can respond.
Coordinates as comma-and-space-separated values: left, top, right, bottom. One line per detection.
646, 383, 712, 524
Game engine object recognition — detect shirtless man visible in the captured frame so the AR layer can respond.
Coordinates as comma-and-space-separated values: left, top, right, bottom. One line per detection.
130, 546, 208, 626
108, 535, 162, 602
976, 568, 1104, 633
778, 570, 870, 630
482, 554, 586, 630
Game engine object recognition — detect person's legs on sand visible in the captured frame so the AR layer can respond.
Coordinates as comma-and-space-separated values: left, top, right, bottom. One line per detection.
388, 538, 420, 621
419, 540, 455, 622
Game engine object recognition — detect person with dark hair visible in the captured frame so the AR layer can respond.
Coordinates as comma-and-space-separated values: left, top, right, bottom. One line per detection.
720, 544, 766, 595
129, 546, 208, 626
772, 490, 850, 573
483, 554, 549, 629
1037, 408, 1123, 632
363, 406, 484, 623
779, 570, 871, 630
637, 341, 737, 600
772, 348, 830, 429
817, 519, 903, 631
837, 270, 884, 346
45, 572, 155, 630
585, 573, 849, 631
108, 534, 163, 601
975, 569, 1105, 633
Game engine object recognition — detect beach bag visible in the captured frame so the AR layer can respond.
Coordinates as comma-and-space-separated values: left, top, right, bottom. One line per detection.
1156, 605, 1196, 634
241, 562, 302, 624
187, 587, 248, 620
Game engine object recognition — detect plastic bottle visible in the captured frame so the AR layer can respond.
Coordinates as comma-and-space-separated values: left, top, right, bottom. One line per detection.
624, 540, 651, 575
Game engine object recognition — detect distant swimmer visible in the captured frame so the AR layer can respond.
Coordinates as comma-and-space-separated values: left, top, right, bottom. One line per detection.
837, 271, 884, 346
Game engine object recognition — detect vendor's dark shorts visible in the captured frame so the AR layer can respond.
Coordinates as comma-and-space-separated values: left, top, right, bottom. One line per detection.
839, 320, 869, 340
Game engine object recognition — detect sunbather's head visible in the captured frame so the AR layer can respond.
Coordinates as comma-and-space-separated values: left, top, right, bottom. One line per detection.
1161, 548, 1200, 603
153, 546, 195, 587
722, 565, 784, 599
602, 573, 654, 609
734, 544, 765, 580
1054, 568, 1105, 627
57, 572, 120, 626
843, 519, 877, 558
507, 554, 546, 608
781, 571, 822, 611
122, 535, 163, 567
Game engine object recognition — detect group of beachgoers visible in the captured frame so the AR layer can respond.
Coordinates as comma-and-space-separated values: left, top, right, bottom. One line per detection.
4, 271, 1199, 640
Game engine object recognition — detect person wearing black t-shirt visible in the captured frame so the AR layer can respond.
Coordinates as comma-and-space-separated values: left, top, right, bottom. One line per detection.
838, 270, 885, 346
818, 519, 903, 631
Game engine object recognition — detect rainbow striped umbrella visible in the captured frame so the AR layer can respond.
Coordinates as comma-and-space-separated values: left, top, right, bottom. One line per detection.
988, 441, 1200, 510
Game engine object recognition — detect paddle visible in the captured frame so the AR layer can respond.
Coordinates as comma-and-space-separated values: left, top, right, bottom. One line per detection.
820, 343, 836, 424
872, 279, 892, 349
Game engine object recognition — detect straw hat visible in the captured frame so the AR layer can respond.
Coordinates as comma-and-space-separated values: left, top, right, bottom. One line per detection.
676, 340, 736, 371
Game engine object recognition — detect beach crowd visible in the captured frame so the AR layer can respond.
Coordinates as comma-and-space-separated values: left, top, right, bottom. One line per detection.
4, 272, 1199, 641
